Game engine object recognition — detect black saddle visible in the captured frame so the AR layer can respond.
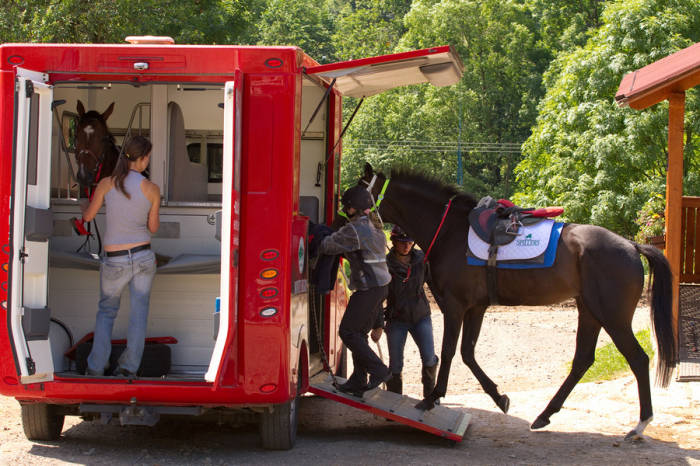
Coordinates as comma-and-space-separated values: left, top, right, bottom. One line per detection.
468, 197, 544, 246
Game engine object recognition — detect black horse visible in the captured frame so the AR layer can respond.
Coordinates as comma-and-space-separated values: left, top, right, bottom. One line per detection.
74, 100, 120, 192
359, 163, 676, 440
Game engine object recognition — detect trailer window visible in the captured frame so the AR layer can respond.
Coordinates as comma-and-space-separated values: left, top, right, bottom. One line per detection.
26, 92, 40, 185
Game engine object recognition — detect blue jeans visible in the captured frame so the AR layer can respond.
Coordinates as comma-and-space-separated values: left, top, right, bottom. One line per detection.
87, 249, 156, 375
386, 315, 438, 374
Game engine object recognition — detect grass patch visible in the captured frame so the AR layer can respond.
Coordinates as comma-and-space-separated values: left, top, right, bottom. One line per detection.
574, 329, 655, 383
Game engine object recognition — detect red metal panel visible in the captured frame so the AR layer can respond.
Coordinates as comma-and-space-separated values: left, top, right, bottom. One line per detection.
0, 71, 14, 380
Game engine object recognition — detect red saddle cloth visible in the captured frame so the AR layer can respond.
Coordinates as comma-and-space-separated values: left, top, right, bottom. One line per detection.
496, 199, 564, 218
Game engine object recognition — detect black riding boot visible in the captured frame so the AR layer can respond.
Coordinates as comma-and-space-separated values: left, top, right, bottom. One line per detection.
421, 357, 439, 399
385, 373, 402, 394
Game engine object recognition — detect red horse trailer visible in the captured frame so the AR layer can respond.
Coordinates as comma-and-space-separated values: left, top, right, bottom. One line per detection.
0, 37, 465, 449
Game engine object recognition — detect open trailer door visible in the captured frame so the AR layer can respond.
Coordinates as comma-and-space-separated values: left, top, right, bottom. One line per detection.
205, 73, 242, 384
305, 45, 463, 98
307, 46, 468, 442
9, 68, 55, 383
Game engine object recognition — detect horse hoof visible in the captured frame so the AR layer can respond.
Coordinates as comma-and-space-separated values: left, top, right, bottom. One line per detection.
531, 416, 550, 430
497, 394, 510, 413
415, 399, 434, 411
624, 430, 644, 442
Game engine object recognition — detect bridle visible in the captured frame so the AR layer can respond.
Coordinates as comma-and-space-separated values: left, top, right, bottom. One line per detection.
357, 172, 456, 264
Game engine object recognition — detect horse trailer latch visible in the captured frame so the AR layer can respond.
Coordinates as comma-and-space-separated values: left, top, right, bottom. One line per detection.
133, 62, 149, 71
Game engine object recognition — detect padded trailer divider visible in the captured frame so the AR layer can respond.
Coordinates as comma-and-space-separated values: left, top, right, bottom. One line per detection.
49, 250, 220, 274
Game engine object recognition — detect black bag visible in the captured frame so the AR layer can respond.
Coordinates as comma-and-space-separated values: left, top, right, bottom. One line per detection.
76, 341, 171, 377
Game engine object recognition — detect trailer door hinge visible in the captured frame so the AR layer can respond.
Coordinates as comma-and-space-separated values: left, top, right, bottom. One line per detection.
19, 248, 28, 263
26, 357, 36, 375
25, 80, 34, 98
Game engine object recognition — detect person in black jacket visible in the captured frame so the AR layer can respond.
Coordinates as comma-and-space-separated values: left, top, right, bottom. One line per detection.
383, 225, 439, 398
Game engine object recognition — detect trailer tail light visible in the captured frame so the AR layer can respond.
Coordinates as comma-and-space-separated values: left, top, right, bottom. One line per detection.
260, 383, 277, 393
260, 307, 278, 318
260, 268, 278, 280
260, 249, 279, 261
260, 287, 278, 298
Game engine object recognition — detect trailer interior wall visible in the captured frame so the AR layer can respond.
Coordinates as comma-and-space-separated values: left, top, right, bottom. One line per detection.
48, 83, 224, 378
44, 76, 331, 378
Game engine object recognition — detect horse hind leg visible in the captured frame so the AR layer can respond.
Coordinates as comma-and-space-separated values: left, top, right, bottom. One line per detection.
460, 305, 510, 413
604, 324, 652, 441
532, 299, 601, 430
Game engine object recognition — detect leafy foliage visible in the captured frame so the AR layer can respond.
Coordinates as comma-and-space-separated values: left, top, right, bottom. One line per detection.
515, 0, 700, 237
3, 0, 700, 240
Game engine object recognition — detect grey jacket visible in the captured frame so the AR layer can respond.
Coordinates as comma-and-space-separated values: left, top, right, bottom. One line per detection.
319, 215, 391, 291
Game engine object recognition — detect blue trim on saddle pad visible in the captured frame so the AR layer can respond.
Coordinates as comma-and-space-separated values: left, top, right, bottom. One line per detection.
467, 222, 564, 269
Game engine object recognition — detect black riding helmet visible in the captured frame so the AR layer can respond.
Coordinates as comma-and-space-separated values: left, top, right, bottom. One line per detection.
341, 185, 373, 212
390, 225, 413, 242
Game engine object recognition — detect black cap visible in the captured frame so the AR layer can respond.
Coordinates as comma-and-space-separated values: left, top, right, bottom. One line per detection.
390, 225, 413, 242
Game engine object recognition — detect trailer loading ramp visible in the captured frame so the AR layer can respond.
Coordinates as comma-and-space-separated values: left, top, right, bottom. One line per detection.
309, 373, 470, 442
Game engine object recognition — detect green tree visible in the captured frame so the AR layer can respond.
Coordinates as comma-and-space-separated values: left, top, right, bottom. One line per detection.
254, 0, 335, 62
341, 0, 549, 200
526, 0, 608, 53
514, 0, 700, 237
1, 0, 256, 45
332, 0, 411, 60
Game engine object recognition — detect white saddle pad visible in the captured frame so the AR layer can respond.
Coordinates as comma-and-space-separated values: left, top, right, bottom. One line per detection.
468, 219, 555, 261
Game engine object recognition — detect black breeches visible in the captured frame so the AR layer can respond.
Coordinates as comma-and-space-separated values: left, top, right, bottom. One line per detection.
339, 285, 388, 379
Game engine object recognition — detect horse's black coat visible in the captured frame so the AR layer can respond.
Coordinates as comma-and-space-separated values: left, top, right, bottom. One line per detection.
360, 163, 676, 436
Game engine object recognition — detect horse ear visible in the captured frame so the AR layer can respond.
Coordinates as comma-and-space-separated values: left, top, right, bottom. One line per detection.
77, 100, 85, 117
363, 162, 374, 177
102, 102, 115, 121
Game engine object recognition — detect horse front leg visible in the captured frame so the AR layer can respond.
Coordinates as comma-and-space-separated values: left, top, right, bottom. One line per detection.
415, 298, 464, 411
460, 305, 510, 413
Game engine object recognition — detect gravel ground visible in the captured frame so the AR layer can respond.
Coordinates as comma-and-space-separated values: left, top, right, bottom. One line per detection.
1, 302, 698, 465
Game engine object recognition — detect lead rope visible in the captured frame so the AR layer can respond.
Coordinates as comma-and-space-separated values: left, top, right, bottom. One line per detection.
309, 283, 340, 388
423, 195, 456, 264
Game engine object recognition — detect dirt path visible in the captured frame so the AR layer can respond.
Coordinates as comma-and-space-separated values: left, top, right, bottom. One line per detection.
1, 305, 699, 464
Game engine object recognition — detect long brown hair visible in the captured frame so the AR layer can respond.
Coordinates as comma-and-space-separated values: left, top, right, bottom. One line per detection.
112, 135, 152, 199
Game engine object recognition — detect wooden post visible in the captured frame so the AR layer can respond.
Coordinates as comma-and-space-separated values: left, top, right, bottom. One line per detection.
665, 91, 685, 348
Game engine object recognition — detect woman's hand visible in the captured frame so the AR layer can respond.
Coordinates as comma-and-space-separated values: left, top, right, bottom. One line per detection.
370, 327, 383, 342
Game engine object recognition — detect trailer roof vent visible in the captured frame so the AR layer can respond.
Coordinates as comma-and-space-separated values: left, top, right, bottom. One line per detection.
125, 35, 175, 45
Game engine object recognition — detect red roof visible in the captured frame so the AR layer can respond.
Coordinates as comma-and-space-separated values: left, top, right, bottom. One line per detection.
615, 41, 700, 110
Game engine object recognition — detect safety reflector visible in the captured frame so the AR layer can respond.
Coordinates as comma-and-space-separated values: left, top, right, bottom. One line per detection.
260, 268, 278, 279
260, 287, 278, 298
260, 249, 279, 261
260, 307, 278, 317
3, 376, 18, 385
260, 383, 277, 393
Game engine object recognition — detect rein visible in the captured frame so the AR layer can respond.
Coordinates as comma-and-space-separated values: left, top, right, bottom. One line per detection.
423, 195, 456, 264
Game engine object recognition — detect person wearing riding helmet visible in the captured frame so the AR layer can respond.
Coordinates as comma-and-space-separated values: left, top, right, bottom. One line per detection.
319, 185, 392, 395
82, 135, 160, 377
382, 225, 439, 399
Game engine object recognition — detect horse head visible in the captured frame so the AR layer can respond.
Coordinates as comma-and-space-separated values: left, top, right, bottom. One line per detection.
75, 100, 117, 189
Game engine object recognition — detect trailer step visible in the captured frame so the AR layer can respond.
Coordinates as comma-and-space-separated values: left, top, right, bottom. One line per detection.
308, 373, 470, 442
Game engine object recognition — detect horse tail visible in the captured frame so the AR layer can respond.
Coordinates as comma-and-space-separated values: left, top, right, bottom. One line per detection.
634, 243, 677, 387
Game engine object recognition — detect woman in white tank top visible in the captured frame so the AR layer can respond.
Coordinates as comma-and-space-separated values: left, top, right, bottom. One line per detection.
81, 135, 161, 377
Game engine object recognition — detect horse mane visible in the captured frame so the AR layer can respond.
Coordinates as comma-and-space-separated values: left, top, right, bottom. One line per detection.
388, 166, 477, 209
